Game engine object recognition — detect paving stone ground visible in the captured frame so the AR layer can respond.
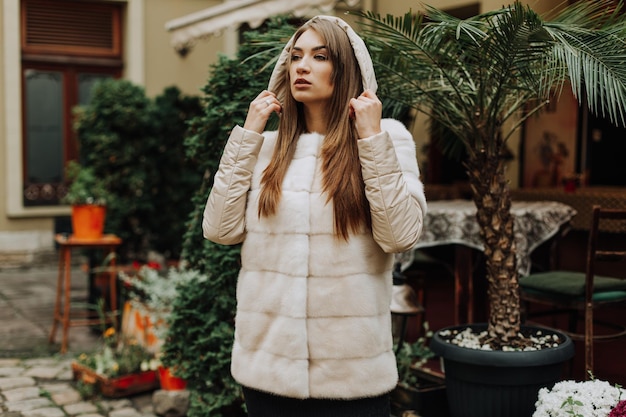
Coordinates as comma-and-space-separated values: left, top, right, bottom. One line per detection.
3, 266, 411, 417
0, 267, 158, 417
0, 266, 100, 358
0, 358, 156, 417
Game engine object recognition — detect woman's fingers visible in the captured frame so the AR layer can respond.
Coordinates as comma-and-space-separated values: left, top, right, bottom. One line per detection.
243, 91, 281, 133
350, 90, 382, 138
254, 92, 280, 113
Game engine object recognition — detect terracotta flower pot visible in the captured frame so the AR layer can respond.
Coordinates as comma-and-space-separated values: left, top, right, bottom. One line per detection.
71, 204, 106, 239
158, 366, 187, 390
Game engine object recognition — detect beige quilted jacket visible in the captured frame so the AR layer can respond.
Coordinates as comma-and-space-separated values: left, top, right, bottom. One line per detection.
203, 117, 426, 399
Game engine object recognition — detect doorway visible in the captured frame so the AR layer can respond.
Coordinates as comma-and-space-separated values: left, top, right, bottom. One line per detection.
583, 110, 626, 186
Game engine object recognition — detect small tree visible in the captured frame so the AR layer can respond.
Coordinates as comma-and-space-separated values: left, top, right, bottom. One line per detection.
357, 1, 626, 347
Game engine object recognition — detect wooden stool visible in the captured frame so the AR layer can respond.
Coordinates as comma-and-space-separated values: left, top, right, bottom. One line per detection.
49, 233, 122, 353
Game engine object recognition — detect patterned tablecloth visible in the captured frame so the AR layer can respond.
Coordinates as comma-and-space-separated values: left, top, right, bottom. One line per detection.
397, 200, 577, 276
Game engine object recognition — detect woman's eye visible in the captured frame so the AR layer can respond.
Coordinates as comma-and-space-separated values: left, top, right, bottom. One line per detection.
291, 55, 302, 61
314, 54, 328, 61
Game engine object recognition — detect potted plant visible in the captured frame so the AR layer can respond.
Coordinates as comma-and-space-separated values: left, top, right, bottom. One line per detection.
72, 301, 159, 398
62, 160, 111, 240
391, 325, 448, 417
119, 264, 204, 391
72, 328, 159, 398
119, 264, 200, 348
356, 1, 626, 416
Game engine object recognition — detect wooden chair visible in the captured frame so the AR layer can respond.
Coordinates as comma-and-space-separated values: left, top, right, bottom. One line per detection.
519, 205, 626, 377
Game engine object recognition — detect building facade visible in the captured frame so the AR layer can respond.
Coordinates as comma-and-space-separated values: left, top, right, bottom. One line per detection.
0, 0, 566, 267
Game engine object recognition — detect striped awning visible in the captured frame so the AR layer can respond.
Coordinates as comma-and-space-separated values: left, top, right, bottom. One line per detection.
165, 0, 359, 53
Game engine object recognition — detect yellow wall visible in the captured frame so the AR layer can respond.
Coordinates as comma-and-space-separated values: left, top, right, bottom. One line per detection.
143, 0, 223, 98
0, 0, 6, 229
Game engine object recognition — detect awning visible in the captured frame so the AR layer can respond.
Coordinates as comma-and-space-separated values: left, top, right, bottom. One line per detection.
165, 0, 360, 54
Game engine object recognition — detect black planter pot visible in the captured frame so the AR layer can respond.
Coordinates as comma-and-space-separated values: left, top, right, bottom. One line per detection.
430, 323, 575, 417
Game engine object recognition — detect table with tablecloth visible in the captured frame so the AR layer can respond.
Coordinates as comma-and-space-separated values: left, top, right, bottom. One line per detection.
396, 200, 577, 324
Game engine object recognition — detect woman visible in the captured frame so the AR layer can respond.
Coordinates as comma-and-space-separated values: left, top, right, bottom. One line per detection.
203, 15, 426, 417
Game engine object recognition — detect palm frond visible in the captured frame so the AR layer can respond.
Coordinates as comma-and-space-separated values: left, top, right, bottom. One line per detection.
545, 25, 626, 126
356, 10, 483, 148
356, 0, 626, 160
240, 17, 298, 71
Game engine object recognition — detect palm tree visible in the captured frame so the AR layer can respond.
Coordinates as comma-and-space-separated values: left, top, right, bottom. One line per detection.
357, 0, 626, 348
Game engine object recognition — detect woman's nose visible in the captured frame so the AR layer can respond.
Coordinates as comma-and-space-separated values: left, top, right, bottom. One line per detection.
296, 58, 310, 73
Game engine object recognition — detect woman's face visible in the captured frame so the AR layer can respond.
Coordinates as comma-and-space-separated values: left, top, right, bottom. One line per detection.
289, 29, 334, 106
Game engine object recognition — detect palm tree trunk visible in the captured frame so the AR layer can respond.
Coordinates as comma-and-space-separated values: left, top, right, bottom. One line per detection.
466, 151, 521, 347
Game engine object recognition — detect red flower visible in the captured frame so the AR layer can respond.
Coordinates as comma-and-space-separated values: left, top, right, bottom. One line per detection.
146, 261, 162, 270
609, 400, 626, 417
131, 260, 162, 270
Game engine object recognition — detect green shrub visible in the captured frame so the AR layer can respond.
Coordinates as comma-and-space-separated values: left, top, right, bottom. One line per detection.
147, 87, 204, 257
73, 80, 202, 260
160, 271, 242, 417
395, 323, 434, 387
61, 160, 111, 206
178, 16, 295, 277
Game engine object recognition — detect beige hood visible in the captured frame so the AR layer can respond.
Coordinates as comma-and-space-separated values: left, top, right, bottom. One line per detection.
267, 15, 377, 95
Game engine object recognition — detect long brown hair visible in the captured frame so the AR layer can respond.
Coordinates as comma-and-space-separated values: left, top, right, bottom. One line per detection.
258, 18, 371, 240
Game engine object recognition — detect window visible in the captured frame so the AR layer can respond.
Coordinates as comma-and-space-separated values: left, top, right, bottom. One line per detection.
20, 0, 123, 206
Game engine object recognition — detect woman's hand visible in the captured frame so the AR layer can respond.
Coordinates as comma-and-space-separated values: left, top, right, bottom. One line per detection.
243, 91, 281, 134
349, 89, 382, 139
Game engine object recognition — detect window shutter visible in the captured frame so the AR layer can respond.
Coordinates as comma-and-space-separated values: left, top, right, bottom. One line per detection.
22, 0, 122, 57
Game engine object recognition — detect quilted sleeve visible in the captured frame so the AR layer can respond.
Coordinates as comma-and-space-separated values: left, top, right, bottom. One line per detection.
202, 125, 264, 245
357, 118, 426, 253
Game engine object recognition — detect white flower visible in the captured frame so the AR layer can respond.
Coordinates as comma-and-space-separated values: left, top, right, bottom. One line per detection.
533, 379, 626, 417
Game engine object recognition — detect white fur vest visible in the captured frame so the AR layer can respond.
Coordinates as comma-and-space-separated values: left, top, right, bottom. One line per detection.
203, 118, 426, 399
